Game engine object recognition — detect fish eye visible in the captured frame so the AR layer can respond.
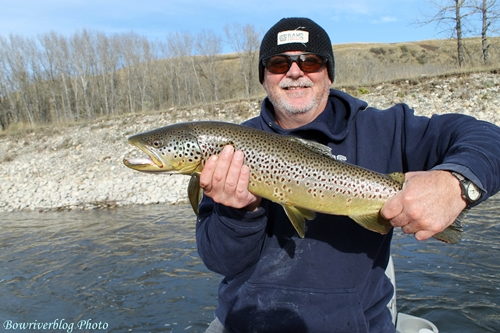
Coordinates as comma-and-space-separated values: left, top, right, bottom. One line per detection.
153, 139, 162, 147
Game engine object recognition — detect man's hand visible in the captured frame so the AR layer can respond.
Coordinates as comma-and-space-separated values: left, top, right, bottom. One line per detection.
199, 145, 262, 211
380, 170, 467, 241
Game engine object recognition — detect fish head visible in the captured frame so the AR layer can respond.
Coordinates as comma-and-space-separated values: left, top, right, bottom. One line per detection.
123, 124, 203, 175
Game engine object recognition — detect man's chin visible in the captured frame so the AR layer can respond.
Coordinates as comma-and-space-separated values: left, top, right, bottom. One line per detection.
281, 96, 314, 113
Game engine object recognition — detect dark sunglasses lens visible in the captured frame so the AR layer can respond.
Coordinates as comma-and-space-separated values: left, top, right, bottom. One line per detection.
265, 54, 325, 74
299, 54, 324, 72
266, 56, 290, 74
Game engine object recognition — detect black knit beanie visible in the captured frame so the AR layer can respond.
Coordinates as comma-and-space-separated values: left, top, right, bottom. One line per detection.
259, 17, 335, 83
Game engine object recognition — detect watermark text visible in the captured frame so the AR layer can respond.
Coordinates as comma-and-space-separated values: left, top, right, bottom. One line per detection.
3, 319, 108, 332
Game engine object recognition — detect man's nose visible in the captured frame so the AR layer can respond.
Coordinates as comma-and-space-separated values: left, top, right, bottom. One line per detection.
286, 61, 304, 78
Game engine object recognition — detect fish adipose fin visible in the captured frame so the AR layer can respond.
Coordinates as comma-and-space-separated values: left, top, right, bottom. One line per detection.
282, 205, 316, 238
188, 174, 203, 217
349, 212, 393, 234
387, 172, 405, 184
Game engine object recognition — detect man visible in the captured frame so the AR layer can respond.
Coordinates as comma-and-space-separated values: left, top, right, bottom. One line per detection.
196, 17, 500, 333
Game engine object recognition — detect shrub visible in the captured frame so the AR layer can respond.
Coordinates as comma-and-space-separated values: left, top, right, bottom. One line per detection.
358, 87, 370, 95
370, 47, 386, 55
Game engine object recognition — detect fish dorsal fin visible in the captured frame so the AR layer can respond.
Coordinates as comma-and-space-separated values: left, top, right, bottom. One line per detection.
282, 204, 316, 238
349, 212, 393, 234
290, 137, 334, 158
387, 172, 405, 184
187, 174, 203, 217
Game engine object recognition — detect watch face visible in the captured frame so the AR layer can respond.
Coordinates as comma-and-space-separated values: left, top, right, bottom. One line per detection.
467, 184, 481, 201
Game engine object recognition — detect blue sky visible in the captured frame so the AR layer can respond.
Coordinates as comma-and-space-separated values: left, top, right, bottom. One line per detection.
0, 0, 444, 52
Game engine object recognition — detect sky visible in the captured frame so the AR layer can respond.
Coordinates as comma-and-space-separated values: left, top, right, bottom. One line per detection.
0, 0, 444, 53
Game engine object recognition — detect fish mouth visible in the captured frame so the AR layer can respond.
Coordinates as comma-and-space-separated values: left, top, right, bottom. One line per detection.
123, 135, 165, 172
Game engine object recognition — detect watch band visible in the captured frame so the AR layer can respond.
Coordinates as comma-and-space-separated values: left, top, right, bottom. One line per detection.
451, 171, 481, 205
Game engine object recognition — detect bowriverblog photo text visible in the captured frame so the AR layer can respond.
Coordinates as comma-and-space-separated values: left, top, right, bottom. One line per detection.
3, 319, 108, 332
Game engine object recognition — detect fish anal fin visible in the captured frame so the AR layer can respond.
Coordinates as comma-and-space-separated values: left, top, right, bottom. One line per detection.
282, 205, 316, 238
349, 212, 393, 235
188, 174, 203, 217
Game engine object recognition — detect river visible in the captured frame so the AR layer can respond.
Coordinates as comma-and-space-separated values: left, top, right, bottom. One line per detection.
1, 197, 499, 332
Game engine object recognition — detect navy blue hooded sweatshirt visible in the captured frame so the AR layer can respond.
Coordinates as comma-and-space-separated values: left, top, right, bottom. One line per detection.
196, 89, 500, 333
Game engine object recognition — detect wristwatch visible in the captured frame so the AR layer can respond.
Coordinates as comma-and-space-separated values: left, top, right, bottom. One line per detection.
451, 172, 481, 205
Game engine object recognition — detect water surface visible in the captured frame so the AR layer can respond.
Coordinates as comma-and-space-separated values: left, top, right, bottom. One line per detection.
1, 198, 499, 332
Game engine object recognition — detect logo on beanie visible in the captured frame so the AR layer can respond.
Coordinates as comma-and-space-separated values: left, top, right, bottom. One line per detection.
277, 30, 309, 45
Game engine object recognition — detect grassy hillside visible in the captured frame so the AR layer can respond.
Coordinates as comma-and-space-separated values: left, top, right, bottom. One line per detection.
211, 36, 500, 94
333, 37, 500, 87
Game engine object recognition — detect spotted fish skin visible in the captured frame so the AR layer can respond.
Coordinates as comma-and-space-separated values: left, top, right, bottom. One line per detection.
123, 121, 462, 243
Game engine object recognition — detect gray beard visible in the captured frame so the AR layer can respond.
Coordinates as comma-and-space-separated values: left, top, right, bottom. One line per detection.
267, 78, 316, 115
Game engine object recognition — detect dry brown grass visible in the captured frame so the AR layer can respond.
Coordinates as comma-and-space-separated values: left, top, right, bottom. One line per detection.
333, 37, 500, 86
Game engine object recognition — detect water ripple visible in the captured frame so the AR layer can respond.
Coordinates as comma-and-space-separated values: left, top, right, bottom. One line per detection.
1, 196, 499, 332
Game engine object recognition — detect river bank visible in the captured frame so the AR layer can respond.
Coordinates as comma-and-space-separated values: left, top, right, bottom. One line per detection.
1, 71, 499, 212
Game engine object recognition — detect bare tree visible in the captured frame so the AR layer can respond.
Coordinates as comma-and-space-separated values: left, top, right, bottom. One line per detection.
196, 29, 223, 101
95, 32, 119, 116
470, 0, 500, 63
167, 31, 207, 106
0, 36, 20, 127
1, 26, 260, 130
416, 0, 475, 66
224, 23, 261, 97
5, 35, 37, 124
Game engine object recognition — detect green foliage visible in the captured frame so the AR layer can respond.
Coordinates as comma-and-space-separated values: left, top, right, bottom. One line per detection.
484, 81, 495, 88
357, 87, 370, 95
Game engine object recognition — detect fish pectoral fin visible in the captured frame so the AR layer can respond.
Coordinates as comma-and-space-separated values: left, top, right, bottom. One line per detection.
282, 205, 316, 238
432, 211, 465, 244
188, 174, 203, 217
349, 212, 393, 235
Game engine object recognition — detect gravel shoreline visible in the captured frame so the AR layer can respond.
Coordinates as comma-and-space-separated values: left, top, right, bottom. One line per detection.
1, 71, 499, 213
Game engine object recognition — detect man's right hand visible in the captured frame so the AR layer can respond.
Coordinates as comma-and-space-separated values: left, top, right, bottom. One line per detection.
199, 145, 262, 211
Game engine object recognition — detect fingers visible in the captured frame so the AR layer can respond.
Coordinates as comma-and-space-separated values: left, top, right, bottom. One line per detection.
199, 145, 261, 210
381, 170, 465, 242
223, 149, 245, 195
380, 194, 404, 222
199, 155, 218, 193
211, 145, 240, 194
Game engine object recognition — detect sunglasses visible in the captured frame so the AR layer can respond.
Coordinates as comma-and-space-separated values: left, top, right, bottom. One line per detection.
263, 53, 327, 74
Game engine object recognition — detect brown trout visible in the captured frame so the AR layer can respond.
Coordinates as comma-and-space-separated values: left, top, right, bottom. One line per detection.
123, 121, 462, 243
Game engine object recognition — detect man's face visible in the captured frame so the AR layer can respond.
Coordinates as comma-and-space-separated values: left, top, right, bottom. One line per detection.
262, 51, 332, 122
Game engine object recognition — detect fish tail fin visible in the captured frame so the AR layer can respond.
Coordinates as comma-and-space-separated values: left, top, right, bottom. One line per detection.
432, 211, 465, 244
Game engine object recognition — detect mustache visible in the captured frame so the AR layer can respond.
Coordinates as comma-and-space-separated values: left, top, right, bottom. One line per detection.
279, 78, 314, 89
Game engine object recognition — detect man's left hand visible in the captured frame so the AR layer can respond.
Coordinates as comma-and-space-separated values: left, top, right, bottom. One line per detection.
380, 170, 467, 241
